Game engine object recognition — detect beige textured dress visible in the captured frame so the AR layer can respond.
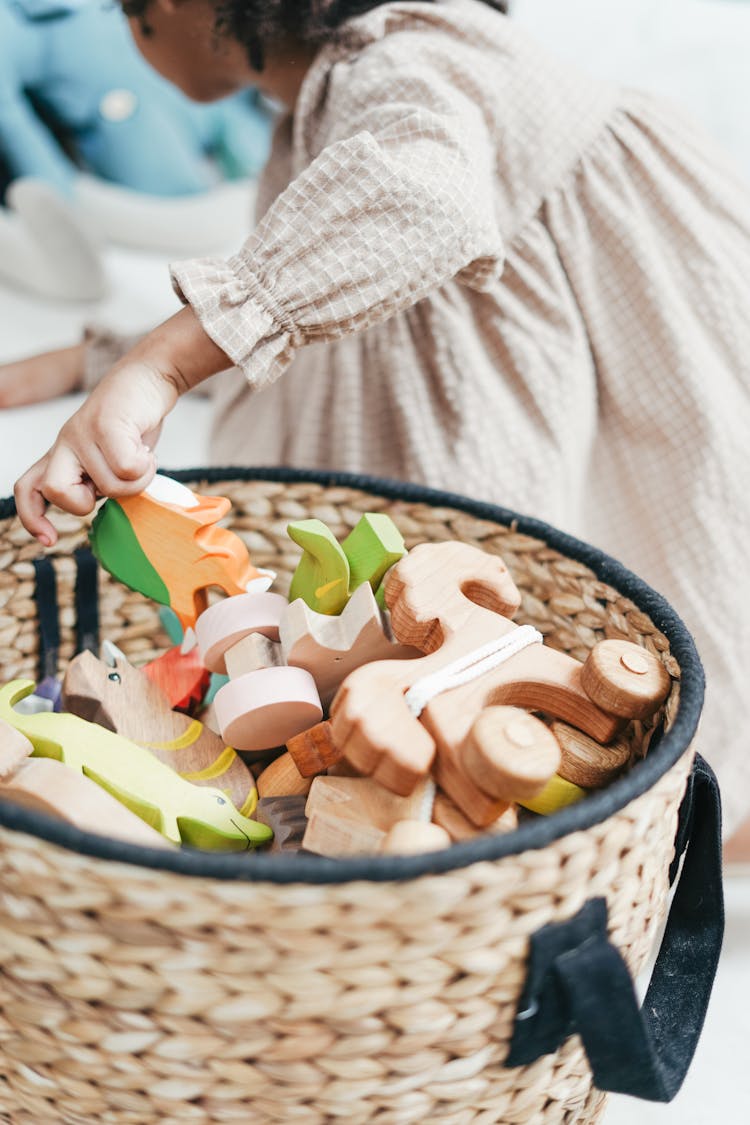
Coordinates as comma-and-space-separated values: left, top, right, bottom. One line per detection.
87, 0, 750, 830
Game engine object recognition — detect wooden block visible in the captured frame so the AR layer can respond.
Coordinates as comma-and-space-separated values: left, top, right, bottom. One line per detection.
63, 650, 257, 816
302, 808, 386, 857
256, 752, 313, 799
288, 520, 351, 616
214, 667, 322, 753
280, 583, 420, 707
580, 641, 671, 720
286, 721, 343, 778
461, 707, 560, 802
379, 820, 451, 855
224, 633, 284, 680
518, 774, 587, 817
90, 474, 273, 629
0, 719, 35, 780
551, 721, 631, 789
253, 795, 308, 854
305, 775, 434, 832
1, 681, 272, 850
195, 592, 288, 674
432, 791, 517, 842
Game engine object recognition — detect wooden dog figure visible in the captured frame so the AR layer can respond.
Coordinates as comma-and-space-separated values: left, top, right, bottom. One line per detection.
0, 681, 272, 850
89, 474, 274, 628
62, 646, 257, 817
331, 542, 671, 826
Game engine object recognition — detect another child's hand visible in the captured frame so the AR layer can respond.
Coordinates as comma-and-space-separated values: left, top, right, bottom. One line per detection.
14, 360, 178, 547
0, 344, 85, 408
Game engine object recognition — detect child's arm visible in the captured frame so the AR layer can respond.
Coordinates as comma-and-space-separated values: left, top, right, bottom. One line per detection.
0, 344, 85, 408
14, 307, 230, 546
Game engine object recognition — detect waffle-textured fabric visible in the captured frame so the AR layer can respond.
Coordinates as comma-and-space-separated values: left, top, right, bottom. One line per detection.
85, 0, 750, 831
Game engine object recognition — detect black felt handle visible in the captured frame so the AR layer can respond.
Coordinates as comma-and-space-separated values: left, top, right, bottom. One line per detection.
506, 754, 723, 1101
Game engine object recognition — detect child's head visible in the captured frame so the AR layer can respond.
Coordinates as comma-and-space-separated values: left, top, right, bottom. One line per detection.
123, 1, 509, 104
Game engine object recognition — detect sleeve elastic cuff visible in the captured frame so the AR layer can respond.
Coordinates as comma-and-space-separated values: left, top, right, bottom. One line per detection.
170, 255, 296, 391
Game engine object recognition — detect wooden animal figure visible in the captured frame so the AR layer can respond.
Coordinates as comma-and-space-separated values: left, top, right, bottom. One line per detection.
288, 514, 406, 615
280, 581, 420, 707
196, 593, 323, 753
331, 542, 672, 826
0, 681, 272, 850
0, 720, 172, 848
89, 473, 274, 629
253, 795, 308, 854
142, 643, 211, 715
62, 648, 257, 816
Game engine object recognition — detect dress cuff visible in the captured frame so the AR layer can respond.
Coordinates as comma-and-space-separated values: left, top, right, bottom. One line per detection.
170, 254, 297, 390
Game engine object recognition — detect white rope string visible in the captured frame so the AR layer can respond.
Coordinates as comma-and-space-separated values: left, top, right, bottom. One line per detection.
404, 625, 544, 720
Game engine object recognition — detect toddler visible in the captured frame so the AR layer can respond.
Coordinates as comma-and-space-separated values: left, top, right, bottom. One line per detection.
4, 0, 750, 837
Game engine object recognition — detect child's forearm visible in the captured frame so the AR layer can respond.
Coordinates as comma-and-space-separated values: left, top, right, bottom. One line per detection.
127, 306, 232, 397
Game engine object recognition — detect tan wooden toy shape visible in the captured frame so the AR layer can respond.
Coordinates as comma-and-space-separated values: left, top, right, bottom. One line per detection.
331, 542, 671, 825
303, 775, 435, 858
0, 719, 171, 849
195, 593, 323, 754
62, 648, 257, 817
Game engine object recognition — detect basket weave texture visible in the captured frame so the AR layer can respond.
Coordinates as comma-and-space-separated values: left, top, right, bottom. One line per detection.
0, 477, 691, 1125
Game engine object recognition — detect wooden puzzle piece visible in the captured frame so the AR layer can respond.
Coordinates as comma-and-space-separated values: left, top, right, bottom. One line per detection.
302, 774, 435, 857
253, 795, 308, 854
519, 774, 587, 817
280, 582, 421, 707
90, 474, 274, 629
0, 719, 172, 848
63, 649, 257, 816
287, 514, 406, 616
0, 681, 272, 850
331, 542, 672, 825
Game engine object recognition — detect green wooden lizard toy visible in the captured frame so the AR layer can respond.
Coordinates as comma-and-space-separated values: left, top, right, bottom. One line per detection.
0, 681, 273, 851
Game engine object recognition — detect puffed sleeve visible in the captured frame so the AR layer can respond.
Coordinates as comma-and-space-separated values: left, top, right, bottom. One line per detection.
169, 34, 504, 391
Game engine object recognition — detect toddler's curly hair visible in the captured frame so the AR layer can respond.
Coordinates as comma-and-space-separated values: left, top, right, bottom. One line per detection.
123, 1, 510, 71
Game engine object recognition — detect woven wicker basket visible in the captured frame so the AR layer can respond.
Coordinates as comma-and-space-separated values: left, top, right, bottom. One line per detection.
0, 469, 717, 1125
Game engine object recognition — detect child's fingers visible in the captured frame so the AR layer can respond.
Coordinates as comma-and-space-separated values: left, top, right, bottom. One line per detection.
13, 460, 67, 548
95, 426, 156, 488
40, 444, 99, 517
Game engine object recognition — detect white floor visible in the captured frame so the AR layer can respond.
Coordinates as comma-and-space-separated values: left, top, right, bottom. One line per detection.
0, 1, 747, 1120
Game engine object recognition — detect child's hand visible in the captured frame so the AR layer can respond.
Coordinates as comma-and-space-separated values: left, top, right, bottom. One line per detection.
0, 344, 85, 408
14, 360, 178, 547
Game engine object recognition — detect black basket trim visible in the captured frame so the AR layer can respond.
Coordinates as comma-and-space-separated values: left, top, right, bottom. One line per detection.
0, 467, 704, 884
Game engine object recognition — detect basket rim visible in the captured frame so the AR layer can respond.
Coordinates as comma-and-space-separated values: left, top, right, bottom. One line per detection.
0, 466, 705, 884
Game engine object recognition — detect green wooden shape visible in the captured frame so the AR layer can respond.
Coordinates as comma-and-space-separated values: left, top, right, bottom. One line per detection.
176, 815, 263, 852
90, 500, 171, 609
0, 681, 272, 851
342, 514, 406, 598
287, 520, 350, 616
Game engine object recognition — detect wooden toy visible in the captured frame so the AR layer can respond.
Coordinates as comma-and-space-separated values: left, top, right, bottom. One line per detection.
280, 582, 420, 707
142, 643, 210, 714
196, 593, 323, 753
432, 792, 518, 842
286, 721, 342, 778
253, 796, 308, 854
461, 707, 561, 802
0, 719, 172, 848
302, 775, 435, 857
62, 648, 257, 816
0, 681, 272, 850
551, 720, 630, 789
379, 820, 452, 855
256, 752, 313, 799
288, 514, 406, 615
519, 774, 587, 817
331, 542, 672, 826
89, 473, 274, 628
